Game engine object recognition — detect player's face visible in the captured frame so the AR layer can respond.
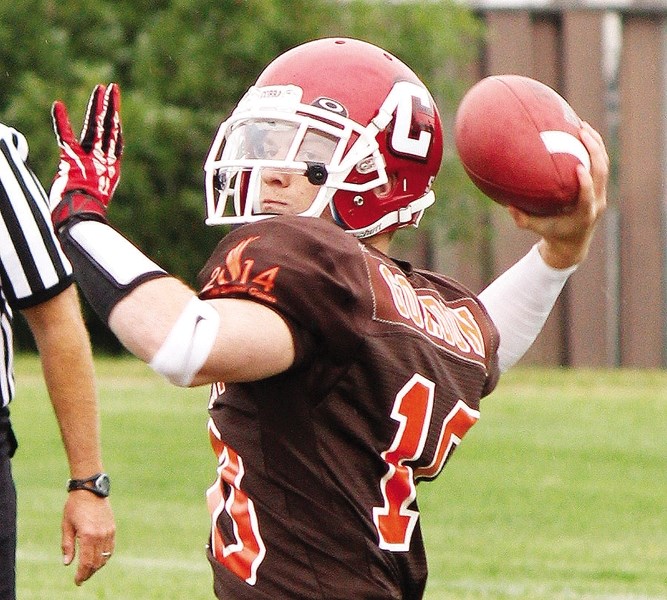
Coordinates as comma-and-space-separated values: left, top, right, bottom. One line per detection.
244, 121, 337, 216
259, 169, 321, 215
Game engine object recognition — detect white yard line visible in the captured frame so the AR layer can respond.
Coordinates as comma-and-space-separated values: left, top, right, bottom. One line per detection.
17, 548, 210, 573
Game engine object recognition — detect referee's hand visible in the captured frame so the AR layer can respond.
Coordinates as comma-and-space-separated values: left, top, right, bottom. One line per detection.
62, 490, 115, 585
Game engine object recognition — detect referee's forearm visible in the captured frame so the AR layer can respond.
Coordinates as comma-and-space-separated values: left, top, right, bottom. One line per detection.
22, 285, 105, 478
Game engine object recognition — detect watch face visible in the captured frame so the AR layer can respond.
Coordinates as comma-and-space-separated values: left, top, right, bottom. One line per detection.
95, 474, 111, 495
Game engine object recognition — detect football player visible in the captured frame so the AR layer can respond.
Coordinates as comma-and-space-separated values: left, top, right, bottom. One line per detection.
47, 38, 607, 599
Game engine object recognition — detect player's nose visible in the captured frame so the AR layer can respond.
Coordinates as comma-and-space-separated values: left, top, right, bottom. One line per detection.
260, 167, 293, 187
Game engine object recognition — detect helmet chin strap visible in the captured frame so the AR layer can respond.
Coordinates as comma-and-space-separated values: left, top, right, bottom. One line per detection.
339, 191, 436, 240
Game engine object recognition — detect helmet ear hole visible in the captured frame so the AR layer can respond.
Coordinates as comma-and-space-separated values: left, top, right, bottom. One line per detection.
373, 177, 395, 199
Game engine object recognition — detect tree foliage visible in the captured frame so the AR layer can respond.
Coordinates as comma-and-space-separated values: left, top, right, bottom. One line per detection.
1, 0, 484, 350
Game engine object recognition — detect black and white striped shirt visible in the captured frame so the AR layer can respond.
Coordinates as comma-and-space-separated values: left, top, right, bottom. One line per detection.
0, 123, 73, 407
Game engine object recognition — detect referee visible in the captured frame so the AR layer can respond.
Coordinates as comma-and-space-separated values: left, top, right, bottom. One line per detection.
0, 123, 114, 597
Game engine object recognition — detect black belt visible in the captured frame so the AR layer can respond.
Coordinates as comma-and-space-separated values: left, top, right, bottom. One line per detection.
0, 405, 18, 458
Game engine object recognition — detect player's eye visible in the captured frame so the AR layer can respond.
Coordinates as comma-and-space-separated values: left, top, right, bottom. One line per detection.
296, 148, 320, 162
254, 141, 280, 160
295, 131, 337, 163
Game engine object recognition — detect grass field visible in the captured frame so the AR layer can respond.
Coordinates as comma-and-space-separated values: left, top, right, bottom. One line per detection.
9, 355, 667, 599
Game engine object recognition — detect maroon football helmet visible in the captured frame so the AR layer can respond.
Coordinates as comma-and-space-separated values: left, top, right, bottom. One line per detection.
204, 37, 443, 238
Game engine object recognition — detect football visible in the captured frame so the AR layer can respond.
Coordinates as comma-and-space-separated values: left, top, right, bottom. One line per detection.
454, 74, 590, 216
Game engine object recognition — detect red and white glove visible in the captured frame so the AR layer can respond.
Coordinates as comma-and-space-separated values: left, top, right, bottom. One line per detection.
50, 83, 123, 230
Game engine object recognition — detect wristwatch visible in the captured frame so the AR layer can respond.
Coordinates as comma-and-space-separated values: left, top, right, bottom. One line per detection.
67, 473, 111, 498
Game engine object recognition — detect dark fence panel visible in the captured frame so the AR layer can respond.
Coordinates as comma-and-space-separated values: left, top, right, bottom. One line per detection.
449, 3, 667, 368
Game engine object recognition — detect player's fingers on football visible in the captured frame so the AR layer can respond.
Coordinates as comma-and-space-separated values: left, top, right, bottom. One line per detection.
578, 128, 608, 210
580, 120, 599, 142
575, 165, 597, 209
581, 121, 608, 158
580, 122, 610, 172
574, 168, 606, 232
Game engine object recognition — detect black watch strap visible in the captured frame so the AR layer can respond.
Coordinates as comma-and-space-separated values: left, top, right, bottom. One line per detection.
67, 473, 110, 498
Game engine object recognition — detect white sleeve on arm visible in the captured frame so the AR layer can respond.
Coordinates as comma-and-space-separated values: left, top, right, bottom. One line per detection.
478, 244, 578, 373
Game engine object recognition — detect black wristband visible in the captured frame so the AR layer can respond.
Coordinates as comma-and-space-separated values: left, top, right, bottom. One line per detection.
58, 219, 168, 325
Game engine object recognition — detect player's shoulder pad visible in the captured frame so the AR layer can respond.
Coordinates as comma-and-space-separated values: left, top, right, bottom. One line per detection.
197, 216, 371, 363
197, 215, 368, 303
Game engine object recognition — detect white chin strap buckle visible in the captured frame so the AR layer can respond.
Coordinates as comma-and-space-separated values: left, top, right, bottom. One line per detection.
398, 206, 413, 224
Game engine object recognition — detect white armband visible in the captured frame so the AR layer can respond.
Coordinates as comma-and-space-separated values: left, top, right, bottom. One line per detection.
149, 297, 221, 386
479, 244, 577, 373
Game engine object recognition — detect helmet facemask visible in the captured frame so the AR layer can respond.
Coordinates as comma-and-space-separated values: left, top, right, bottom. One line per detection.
204, 85, 389, 228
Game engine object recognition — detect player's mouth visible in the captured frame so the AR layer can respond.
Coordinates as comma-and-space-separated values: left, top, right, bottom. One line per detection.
260, 199, 290, 214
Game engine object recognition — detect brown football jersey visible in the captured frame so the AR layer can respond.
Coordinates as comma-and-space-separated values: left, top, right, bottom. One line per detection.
197, 215, 500, 599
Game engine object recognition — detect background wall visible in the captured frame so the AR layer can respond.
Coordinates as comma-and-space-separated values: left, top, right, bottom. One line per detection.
3, 1, 665, 367
440, 1, 667, 368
